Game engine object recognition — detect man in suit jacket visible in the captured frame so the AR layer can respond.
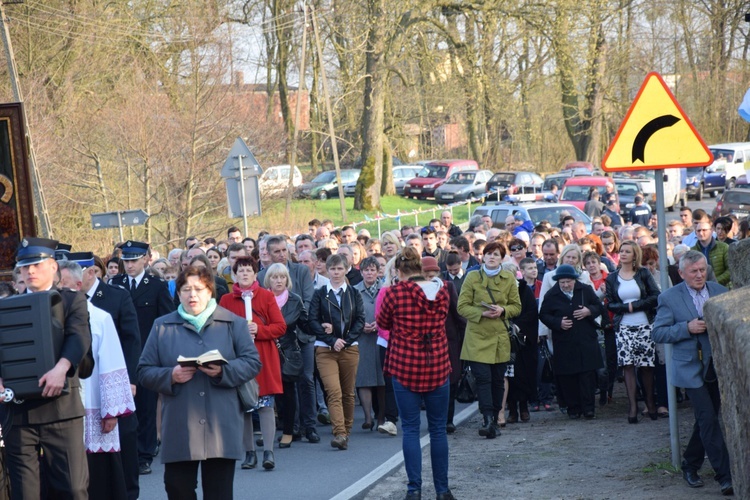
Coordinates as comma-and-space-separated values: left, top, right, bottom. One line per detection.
72, 251, 142, 500
652, 250, 733, 495
1, 238, 92, 499
443, 252, 466, 296
111, 240, 175, 476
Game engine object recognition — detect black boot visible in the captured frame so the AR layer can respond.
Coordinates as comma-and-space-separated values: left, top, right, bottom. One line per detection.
262, 450, 275, 470
478, 413, 496, 438
241, 451, 257, 469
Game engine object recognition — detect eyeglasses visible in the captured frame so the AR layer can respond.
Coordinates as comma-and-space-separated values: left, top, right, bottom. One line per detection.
510, 245, 525, 252
180, 287, 208, 294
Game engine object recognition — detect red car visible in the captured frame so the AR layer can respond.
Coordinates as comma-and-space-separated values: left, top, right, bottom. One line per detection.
403, 159, 479, 199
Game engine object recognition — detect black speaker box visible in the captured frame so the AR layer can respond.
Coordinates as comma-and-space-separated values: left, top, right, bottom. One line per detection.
0, 290, 64, 400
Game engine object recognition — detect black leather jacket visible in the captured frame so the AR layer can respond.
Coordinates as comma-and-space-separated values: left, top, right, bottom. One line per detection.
604, 267, 660, 332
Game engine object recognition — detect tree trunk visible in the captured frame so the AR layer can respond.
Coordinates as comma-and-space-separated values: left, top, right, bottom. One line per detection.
381, 141, 395, 195
353, 0, 385, 211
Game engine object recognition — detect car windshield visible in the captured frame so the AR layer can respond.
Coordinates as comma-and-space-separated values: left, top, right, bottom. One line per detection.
686, 167, 703, 176
312, 171, 337, 183
709, 149, 734, 163
418, 164, 449, 178
543, 176, 565, 190
527, 205, 591, 226
616, 183, 639, 197
446, 172, 476, 185
490, 173, 515, 186
561, 185, 607, 201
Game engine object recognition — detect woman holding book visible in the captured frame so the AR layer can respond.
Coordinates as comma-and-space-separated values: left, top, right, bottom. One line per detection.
219, 256, 286, 470
138, 266, 261, 500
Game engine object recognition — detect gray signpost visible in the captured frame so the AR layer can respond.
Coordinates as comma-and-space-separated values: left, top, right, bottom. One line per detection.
220, 137, 263, 236
91, 209, 149, 242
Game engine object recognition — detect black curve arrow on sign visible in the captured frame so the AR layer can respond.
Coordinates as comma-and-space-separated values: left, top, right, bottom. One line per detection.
631, 114, 681, 163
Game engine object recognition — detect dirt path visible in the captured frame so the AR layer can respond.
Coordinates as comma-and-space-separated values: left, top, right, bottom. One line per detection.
364, 385, 730, 499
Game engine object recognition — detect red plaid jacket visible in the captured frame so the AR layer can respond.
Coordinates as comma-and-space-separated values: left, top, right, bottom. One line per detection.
377, 280, 451, 392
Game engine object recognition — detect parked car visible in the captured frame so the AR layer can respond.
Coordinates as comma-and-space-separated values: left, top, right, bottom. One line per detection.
434, 170, 493, 203
343, 165, 423, 197
614, 179, 641, 222
473, 202, 592, 232
559, 176, 615, 211
403, 159, 479, 199
259, 164, 303, 196
542, 169, 603, 191
562, 161, 595, 171
711, 188, 750, 220
686, 166, 725, 200
485, 171, 544, 199
296, 169, 360, 200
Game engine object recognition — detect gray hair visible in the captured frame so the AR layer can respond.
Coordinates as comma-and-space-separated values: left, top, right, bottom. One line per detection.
264, 262, 292, 290
501, 262, 518, 275
679, 250, 707, 271
672, 244, 690, 261
57, 260, 83, 281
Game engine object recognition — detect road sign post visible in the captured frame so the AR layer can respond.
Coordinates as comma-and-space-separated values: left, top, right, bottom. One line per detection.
221, 138, 262, 235
602, 71, 714, 469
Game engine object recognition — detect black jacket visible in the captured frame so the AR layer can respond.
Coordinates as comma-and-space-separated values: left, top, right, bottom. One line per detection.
605, 267, 660, 332
308, 285, 365, 347
110, 273, 176, 347
279, 292, 309, 351
90, 279, 141, 384
539, 281, 603, 375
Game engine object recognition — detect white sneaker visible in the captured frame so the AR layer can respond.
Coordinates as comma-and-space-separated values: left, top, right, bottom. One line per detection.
377, 421, 398, 436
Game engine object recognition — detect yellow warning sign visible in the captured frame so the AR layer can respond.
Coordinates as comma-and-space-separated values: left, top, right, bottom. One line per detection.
602, 72, 713, 172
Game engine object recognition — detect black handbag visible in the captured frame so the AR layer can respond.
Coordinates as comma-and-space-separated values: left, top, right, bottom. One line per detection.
276, 341, 304, 382
237, 378, 260, 412
540, 341, 554, 383
504, 319, 525, 364
456, 365, 477, 403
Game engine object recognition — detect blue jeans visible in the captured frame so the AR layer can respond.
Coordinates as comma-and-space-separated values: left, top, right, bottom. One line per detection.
393, 378, 450, 495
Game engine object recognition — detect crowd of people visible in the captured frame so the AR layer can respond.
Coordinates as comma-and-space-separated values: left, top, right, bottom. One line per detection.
0, 200, 737, 498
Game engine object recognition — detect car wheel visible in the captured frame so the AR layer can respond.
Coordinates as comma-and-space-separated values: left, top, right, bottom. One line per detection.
319, 191, 328, 200
467, 192, 475, 200
696, 184, 703, 200
709, 190, 716, 198
728, 178, 736, 190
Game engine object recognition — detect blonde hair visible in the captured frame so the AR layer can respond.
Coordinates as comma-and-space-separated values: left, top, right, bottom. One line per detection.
558, 243, 584, 272
619, 240, 642, 271
263, 263, 293, 290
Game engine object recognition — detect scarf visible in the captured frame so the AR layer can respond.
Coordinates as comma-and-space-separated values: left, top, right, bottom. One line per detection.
178, 298, 217, 331
275, 289, 289, 309
233, 280, 260, 297
482, 264, 501, 277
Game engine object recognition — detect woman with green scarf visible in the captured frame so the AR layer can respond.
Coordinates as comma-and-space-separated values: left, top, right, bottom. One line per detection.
138, 266, 261, 500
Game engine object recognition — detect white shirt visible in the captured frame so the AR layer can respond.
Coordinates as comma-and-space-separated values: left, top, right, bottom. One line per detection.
312, 272, 330, 290
127, 270, 146, 289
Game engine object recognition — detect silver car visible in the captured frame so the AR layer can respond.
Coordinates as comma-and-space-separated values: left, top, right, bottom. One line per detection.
434, 170, 493, 202
343, 165, 423, 197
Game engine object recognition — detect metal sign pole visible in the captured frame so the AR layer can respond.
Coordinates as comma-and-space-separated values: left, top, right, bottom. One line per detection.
116, 211, 124, 242
655, 174, 681, 469
237, 155, 249, 236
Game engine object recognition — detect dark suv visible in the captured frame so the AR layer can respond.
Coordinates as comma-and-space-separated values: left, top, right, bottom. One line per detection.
485, 171, 544, 200
712, 188, 750, 219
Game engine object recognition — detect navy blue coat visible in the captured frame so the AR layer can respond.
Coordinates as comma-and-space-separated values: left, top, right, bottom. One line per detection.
110, 273, 175, 347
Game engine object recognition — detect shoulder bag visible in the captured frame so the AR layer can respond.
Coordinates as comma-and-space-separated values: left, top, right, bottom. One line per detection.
276, 340, 304, 382
456, 364, 477, 403
227, 317, 260, 412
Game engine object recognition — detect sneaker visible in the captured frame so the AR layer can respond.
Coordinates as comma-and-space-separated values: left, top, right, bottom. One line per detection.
317, 412, 331, 425
377, 421, 398, 436
331, 435, 348, 450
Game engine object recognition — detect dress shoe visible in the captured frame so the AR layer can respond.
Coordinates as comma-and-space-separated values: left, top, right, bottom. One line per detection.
262, 450, 275, 470
520, 412, 530, 422
446, 422, 456, 434
682, 469, 704, 488
436, 491, 456, 500
138, 463, 151, 475
719, 480, 733, 495
404, 491, 421, 500
317, 412, 331, 425
278, 434, 293, 448
506, 413, 518, 424
331, 434, 348, 450
305, 428, 321, 443
241, 451, 257, 469
362, 421, 375, 431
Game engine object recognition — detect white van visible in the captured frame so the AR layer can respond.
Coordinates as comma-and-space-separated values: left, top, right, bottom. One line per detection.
259, 164, 303, 196
707, 143, 750, 190
613, 168, 683, 211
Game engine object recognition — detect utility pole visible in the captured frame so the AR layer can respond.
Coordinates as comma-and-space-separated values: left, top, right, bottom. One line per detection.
310, 4, 346, 221
0, 1, 52, 238
285, 2, 308, 215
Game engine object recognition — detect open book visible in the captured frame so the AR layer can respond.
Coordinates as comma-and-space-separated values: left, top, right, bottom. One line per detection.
177, 350, 228, 368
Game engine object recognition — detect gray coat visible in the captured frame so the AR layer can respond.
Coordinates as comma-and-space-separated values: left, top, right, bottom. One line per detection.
137, 306, 261, 464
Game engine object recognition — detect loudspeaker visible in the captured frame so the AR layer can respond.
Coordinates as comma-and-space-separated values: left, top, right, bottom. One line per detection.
0, 290, 64, 400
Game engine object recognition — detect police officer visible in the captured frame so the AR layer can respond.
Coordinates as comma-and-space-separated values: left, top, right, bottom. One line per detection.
1, 238, 92, 499
110, 241, 175, 476
71, 251, 142, 499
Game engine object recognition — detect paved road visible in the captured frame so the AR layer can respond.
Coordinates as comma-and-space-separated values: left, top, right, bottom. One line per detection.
136, 194, 719, 499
